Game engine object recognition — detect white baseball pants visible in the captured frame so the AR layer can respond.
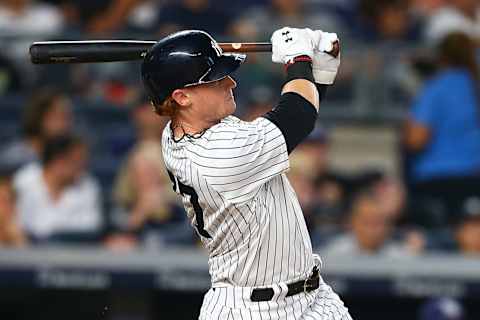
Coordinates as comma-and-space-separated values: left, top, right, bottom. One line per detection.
199, 276, 352, 320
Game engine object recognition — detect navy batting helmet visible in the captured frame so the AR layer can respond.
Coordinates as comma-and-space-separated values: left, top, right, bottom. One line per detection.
141, 30, 246, 107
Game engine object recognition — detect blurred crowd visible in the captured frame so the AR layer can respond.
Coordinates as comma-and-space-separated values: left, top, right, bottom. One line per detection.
0, 0, 480, 264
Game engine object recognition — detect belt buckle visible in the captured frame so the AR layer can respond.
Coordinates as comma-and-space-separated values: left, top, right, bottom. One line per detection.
303, 279, 312, 293
303, 268, 318, 293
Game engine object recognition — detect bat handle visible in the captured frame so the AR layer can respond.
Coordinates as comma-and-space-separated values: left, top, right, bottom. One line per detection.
219, 42, 272, 53
220, 41, 340, 57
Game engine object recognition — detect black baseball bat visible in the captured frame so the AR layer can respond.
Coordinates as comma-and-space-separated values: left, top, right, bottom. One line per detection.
29, 40, 273, 64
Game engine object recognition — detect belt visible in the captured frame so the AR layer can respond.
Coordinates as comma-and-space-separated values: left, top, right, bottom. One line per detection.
250, 267, 319, 302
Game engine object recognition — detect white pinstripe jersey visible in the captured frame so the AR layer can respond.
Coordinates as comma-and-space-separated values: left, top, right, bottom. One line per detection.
162, 115, 314, 287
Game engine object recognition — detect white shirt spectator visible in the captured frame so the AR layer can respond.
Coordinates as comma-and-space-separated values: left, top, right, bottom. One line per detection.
0, 2, 64, 37
425, 6, 480, 43
322, 234, 412, 258
13, 163, 103, 239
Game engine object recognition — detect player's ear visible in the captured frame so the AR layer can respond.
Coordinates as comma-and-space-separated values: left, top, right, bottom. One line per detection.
171, 89, 191, 107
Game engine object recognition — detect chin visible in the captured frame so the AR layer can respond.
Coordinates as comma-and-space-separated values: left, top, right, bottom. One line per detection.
229, 102, 236, 115
222, 102, 236, 117
230, 98, 237, 111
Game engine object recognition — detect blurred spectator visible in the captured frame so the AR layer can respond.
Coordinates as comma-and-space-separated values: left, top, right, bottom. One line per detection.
424, 0, 480, 43
39, 0, 106, 32
231, 53, 283, 116
354, 171, 407, 221
454, 196, 480, 255
231, 0, 346, 41
289, 127, 356, 246
354, 0, 421, 113
403, 32, 480, 226
43, 0, 155, 35
107, 97, 191, 249
0, 0, 65, 76
288, 143, 319, 232
0, 0, 64, 37
411, 0, 445, 17
240, 85, 276, 120
418, 297, 465, 320
0, 173, 26, 247
84, 0, 151, 35
322, 186, 423, 257
0, 53, 22, 95
156, 0, 234, 37
357, 0, 420, 42
0, 88, 73, 172
13, 134, 103, 243
293, 128, 346, 230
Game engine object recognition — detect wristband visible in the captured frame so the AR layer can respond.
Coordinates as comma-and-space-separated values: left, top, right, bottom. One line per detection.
285, 55, 315, 84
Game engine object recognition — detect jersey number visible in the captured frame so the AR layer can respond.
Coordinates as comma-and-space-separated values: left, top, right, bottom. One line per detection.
167, 170, 211, 238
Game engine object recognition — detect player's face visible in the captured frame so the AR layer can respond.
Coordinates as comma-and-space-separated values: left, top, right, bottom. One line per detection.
189, 76, 237, 120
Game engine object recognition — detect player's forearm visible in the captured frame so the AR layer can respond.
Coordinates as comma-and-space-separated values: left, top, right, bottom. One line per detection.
281, 59, 319, 111
282, 79, 319, 111
281, 59, 328, 110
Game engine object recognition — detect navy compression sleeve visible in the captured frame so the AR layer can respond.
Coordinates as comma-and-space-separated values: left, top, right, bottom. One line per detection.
262, 58, 327, 154
263, 92, 318, 154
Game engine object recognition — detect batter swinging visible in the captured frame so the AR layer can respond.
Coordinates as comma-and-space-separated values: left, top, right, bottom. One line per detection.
141, 27, 351, 320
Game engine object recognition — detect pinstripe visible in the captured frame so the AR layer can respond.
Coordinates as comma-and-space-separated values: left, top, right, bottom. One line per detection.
267, 301, 272, 320
219, 306, 227, 320
258, 299, 263, 320
224, 288, 228, 311
204, 184, 229, 277
262, 193, 272, 286
202, 154, 286, 179
269, 187, 278, 284
191, 143, 285, 169
233, 281, 236, 309
210, 288, 221, 317
204, 290, 214, 314
221, 203, 241, 282
291, 298, 298, 320
277, 184, 285, 283
232, 205, 252, 286
209, 159, 289, 187
247, 202, 263, 286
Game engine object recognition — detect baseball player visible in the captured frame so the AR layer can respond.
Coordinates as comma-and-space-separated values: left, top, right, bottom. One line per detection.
141, 28, 351, 319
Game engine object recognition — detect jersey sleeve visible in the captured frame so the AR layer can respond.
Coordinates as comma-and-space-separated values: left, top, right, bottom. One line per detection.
188, 117, 290, 205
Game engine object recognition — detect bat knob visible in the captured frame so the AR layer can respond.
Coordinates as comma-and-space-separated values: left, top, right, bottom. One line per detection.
29, 43, 42, 64
328, 41, 340, 58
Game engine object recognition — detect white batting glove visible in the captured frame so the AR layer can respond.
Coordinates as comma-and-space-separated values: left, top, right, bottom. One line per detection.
271, 27, 315, 64
308, 30, 341, 85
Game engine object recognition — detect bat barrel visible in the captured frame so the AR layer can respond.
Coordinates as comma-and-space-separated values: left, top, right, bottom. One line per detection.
30, 40, 156, 64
